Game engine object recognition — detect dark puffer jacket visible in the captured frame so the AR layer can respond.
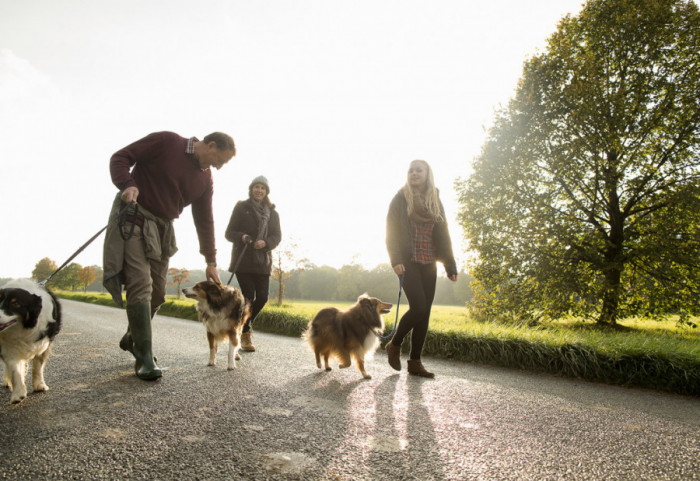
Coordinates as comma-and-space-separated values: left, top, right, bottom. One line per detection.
225, 200, 282, 276
386, 189, 457, 277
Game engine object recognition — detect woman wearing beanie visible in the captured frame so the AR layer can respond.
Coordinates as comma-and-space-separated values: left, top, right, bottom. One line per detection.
385, 160, 458, 377
225, 175, 282, 351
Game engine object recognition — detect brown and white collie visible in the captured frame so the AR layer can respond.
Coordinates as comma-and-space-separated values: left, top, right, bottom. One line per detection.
182, 281, 250, 370
304, 293, 392, 379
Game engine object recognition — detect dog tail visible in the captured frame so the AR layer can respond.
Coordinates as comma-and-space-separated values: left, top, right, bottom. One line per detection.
301, 319, 317, 345
302, 308, 330, 346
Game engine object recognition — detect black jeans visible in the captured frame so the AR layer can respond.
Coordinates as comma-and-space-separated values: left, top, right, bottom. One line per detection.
235, 272, 270, 332
390, 262, 437, 360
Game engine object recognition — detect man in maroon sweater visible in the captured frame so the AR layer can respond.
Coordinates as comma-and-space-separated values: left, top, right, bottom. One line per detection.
103, 131, 235, 380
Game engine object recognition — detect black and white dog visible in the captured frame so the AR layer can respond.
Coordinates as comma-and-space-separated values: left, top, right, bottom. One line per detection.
0, 279, 62, 404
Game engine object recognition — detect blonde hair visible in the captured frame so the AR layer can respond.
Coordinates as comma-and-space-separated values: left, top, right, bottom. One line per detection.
402, 159, 443, 221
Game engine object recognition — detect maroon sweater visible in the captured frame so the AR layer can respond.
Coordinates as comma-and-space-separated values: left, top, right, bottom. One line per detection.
110, 131, 217, 263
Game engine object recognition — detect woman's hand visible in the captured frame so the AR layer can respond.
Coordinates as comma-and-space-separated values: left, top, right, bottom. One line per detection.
393, 264, 405, 276
448, 274, 458, 282
253, 240, 267, 249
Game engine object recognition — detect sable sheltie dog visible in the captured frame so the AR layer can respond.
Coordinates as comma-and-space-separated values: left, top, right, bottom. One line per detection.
304, 293, 392, 379
182, 281, 250, 370
0, 279, 62, 404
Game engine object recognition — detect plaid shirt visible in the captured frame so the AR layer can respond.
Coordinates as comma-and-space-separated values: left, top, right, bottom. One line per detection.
186, 137, 197, 154
410, 219, 436, 264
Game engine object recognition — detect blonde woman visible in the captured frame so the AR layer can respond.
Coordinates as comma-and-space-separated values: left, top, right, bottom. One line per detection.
385, 160, 458, 377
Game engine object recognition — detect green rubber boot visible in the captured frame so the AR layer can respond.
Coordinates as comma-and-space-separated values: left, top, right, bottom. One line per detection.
120, 314, 157, 361
126, 302, 162, 380
119, 329, 133, 354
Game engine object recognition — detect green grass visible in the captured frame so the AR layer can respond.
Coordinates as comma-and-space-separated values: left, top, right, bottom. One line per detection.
56, 292, 700, 396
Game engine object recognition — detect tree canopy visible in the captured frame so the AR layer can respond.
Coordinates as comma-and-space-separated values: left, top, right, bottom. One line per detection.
456, 0, 700, 324
167, 268, 190, 299
31, 257, 58, 283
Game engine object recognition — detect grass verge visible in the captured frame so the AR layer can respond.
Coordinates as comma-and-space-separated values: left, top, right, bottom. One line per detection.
57, 292, 699, 396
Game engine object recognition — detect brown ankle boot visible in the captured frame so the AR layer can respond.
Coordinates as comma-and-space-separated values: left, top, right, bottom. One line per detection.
385, 342, 401, 371
240, 331, 256, 352
407, 359, 434, 378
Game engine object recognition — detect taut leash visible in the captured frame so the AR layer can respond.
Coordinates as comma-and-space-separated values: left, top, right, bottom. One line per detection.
378, 273, 405, 340
40, 226, 108, 286
40, 202, 133, 286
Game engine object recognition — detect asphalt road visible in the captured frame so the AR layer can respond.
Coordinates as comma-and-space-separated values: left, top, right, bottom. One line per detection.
1, 300, 698, 480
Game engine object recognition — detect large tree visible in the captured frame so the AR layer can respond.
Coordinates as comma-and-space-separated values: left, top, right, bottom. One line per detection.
457, 0, 699, 324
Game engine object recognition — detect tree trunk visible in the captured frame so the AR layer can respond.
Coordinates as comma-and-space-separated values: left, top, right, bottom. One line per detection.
277, 278, 284, 305
599, 264, 622, 324
598, 150, 625, 325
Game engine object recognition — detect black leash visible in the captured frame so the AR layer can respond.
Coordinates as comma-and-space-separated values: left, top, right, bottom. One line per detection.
226, 238, 253, 286
40, 203, 134, 286
378, 273, 405, 340
39, 226, 109, 286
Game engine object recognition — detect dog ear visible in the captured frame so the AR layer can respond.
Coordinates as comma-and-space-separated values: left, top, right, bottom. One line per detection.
357, 292, 369, 302
360, 297, 376, 317
204, 282, 223, 305
26, 294, 43, 327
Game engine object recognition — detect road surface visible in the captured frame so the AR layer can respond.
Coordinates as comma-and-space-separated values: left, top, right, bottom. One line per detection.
1, 300, 698, 480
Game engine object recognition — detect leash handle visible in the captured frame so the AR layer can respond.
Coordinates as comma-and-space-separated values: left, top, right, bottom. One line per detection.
226, 239, 252, 286
379, 272, 405, 340
118, 202, 139, 241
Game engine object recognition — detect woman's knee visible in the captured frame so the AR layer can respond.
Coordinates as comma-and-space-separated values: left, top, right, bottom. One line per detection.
254, 293, 268, 310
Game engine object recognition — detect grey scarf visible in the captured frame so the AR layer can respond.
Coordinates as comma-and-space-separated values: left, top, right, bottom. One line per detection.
248, 199, 270, 265
248, 199, 270, 241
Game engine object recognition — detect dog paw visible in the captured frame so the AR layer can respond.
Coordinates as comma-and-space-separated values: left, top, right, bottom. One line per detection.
362, 373, 372, 380
33, 384, 49, 392
235, 353, 241, 361
339, 363, 351, 369
227, 365, 236, 371
10, 392, 26, 404
207, 362, 216, 367
325, 366, 332, 371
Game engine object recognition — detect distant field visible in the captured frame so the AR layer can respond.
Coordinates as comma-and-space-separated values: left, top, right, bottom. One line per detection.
269, 299, 468, 325
271, 300, 698, 353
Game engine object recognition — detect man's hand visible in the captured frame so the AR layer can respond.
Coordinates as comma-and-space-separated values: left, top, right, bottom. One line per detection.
121, 186, 139, 203
205, 264, 221, 283
393, 264, 405, 276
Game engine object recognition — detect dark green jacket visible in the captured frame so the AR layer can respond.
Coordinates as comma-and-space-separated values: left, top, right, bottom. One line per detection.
225, 200, 282, 276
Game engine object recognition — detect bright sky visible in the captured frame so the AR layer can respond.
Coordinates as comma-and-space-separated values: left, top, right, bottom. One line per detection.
0, 0, 585, 279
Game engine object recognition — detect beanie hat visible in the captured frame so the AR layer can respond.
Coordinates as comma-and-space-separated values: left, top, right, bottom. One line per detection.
249, 175, 270, 194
